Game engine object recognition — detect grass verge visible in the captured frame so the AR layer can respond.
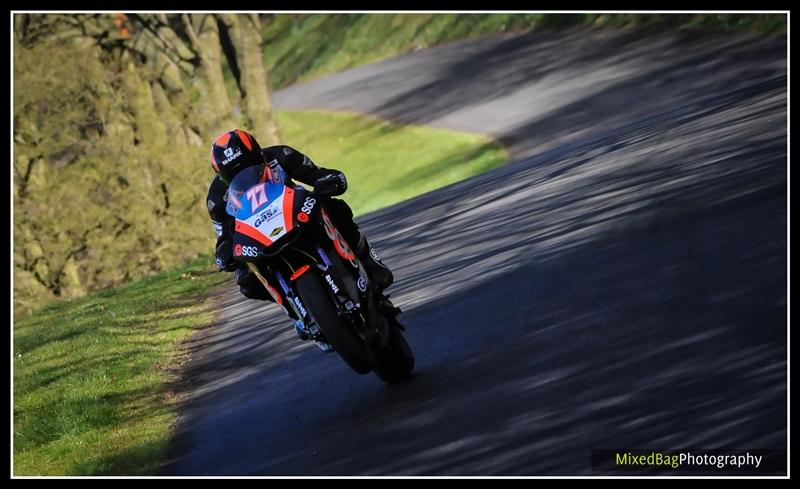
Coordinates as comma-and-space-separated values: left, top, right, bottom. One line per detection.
276, 109, 507, 215
13, 110, 507, 475
13, 257, 227, 475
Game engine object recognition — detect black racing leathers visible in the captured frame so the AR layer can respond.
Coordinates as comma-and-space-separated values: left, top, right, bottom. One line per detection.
206, 145, 360, 308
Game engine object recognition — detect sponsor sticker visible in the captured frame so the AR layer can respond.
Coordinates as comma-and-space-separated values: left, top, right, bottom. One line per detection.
220, 148, 242, 166
325, 274, 340, 294
301, 197, 316, 214
235, 245, 258, 257
254, 207, 281, 228
293, 297, 307, 318
267, 159, 287, 183
297, 212, 309, 223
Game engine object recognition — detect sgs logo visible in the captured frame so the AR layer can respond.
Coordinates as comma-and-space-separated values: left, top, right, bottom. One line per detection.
301, 197, 315, 214
234, 244, 259, 257
297, 197, 315, 223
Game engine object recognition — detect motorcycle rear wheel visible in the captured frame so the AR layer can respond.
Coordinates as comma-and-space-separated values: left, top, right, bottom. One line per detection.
372, 319, 415, 384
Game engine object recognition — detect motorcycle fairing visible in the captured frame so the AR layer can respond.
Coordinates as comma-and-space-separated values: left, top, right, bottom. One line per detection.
231, 184, 295, 247
227, 166, 302, 261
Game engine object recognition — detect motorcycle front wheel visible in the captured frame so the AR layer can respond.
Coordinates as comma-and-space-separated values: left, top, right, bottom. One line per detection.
295, 272, 374, 374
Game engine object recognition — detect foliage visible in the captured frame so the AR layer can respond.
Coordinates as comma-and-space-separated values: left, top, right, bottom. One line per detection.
13, 30, 210, 315
13, 13, 276, 315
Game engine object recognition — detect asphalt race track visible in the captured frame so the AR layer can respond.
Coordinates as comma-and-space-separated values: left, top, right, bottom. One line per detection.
161, 28, 787, 475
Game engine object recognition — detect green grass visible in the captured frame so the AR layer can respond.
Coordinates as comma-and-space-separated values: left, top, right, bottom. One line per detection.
262, 13, 787, 90
276, 109, 507, 215
14, 109, 507, 475
13, 257, 227, 475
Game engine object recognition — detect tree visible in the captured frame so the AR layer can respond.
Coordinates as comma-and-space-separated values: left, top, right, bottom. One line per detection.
13, 13, 284, 315
217, 14, 282, 145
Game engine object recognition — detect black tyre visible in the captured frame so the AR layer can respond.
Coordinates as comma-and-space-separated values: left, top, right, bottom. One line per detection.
372, 321, 415, 384
295, 273, 374, 374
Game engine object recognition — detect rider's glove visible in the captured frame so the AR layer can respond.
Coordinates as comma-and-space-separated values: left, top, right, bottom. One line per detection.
215, 240, 240, 272
313, 172, 347, 197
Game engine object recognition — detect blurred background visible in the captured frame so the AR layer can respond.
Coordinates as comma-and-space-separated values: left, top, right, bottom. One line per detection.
11, 13, 787, 316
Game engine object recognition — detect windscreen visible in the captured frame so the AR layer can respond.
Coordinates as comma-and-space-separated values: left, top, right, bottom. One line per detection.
226, 165, 283, 219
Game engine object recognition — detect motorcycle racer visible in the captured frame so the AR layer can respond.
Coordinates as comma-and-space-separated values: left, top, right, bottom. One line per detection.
206, 129, 394, 330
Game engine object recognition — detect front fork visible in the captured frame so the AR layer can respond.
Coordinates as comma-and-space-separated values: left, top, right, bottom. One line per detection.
247, 263, 318, 336
248, 209, 374, 343
314, 244, 368, 319
247, 252, 361, 346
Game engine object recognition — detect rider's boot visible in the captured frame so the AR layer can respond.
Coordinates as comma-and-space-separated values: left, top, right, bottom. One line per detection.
355, 234, 394, 290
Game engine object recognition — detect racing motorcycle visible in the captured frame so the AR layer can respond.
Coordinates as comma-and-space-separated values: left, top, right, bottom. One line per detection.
226, 164, 414, 383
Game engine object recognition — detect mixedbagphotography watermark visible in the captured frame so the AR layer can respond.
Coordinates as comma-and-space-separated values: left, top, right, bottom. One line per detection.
591, 449, 787, 474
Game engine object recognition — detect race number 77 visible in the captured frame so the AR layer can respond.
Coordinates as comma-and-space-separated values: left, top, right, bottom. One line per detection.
246, 184, 268, 209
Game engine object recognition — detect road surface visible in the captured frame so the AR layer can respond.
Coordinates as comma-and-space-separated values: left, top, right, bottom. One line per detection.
161, 27, 787, 475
